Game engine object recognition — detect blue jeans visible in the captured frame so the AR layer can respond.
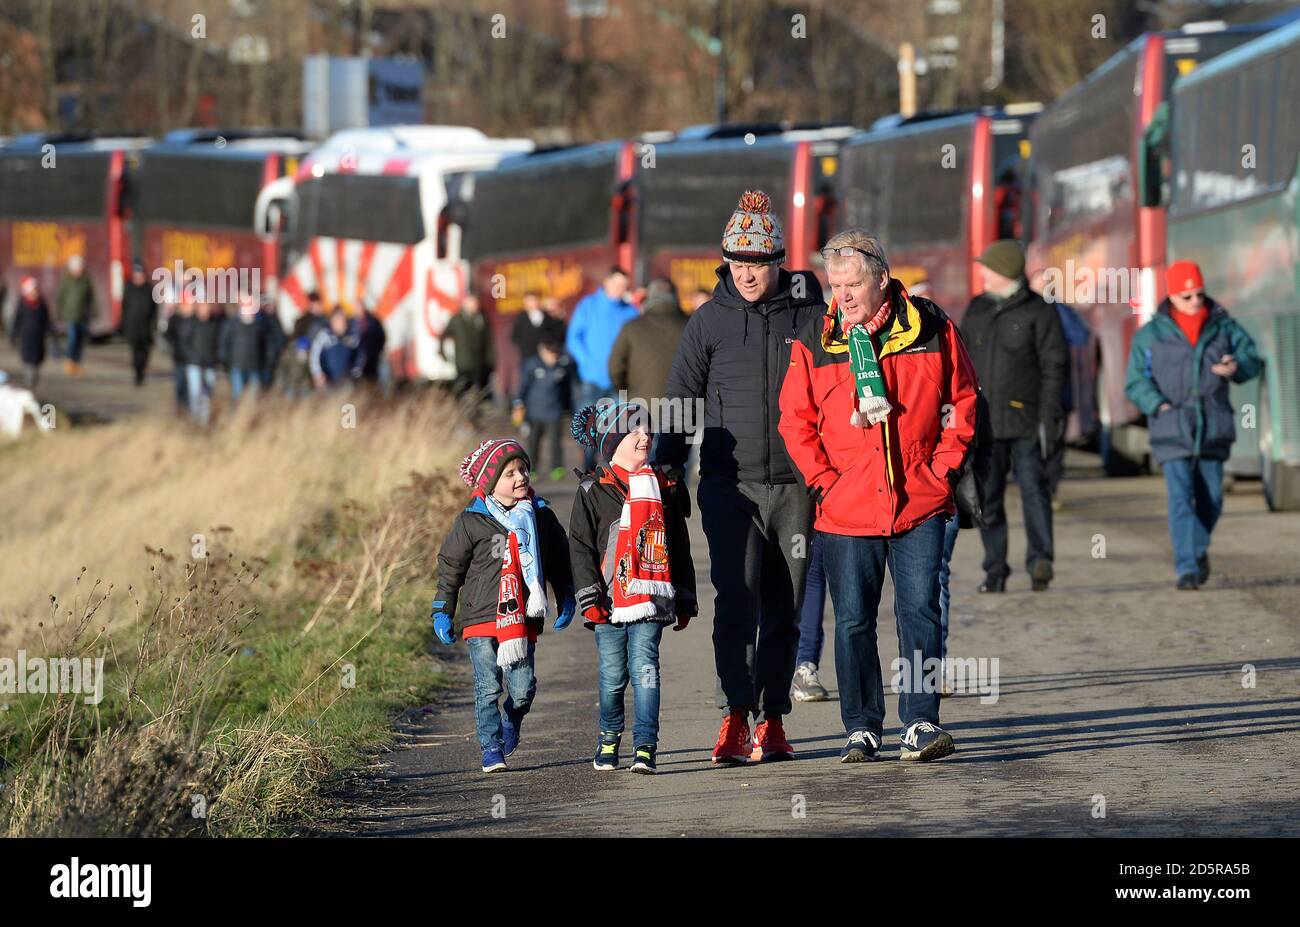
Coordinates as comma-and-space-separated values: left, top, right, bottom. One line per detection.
173, 365, 188, 407
979, 437, 1054, 577
822, 516, 946, 737
185, 364, 216, 426
796, 530, 827, 667
1161, 457, 1223, 578
595, 621, 663, 746
64, 323, 87, 362
467, 637, 537, 752
937, 515, 960, 661
230, 367, 259, 402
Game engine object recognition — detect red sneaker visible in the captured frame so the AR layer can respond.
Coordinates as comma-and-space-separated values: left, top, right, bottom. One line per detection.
752, 717, 795, 762
711, 710, 751, 765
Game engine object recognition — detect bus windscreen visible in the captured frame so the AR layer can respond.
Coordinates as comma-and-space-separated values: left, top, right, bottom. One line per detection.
295, 173, 425, 245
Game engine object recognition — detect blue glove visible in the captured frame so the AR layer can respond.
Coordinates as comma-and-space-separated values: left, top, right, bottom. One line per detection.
431, 600, 455, 645
554, 595, 576, 632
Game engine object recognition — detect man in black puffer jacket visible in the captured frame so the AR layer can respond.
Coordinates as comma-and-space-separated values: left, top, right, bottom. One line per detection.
959, 240, 1067, 593
654, 190, 824, 766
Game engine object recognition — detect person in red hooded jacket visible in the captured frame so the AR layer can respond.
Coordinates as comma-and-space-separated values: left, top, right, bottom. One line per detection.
778, 229, 978, 764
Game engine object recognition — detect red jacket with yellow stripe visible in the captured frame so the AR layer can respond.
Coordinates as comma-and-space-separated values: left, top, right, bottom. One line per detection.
778, 281, 979, 537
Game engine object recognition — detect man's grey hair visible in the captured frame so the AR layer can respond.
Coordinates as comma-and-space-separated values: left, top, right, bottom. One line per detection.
824, 229, 889, 282
645, 277, 678, 302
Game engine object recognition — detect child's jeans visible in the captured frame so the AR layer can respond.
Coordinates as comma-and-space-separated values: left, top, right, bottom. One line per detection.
467, 637, 537, 751
595, 621, 664, 746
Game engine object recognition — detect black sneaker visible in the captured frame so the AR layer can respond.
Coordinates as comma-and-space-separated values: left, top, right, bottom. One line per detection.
630, 744, 657, 775
978, 569, 1009, 593
593, 732, 620, 771
839, 730, 882, 763
899, 721, 955, 762
1177, 574, 1200, 591
1197, 554, 1210, 585
1030, 560, 1054, 592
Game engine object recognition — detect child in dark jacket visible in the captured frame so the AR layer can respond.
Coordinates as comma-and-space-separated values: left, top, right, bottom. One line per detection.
512, 339, 574, 481
569, 402, 697, 774
433, 438, 576, 773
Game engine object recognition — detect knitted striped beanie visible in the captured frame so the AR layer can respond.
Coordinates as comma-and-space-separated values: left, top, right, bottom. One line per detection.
571, 402, 646, 465
459, 438, 530, 493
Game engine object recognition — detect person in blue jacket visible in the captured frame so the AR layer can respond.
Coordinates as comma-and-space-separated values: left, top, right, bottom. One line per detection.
565, 267, 638, 469
1124, 261, 1261, 590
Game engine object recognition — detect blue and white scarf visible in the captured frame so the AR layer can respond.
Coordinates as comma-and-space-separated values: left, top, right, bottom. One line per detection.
483, 494, 549, 621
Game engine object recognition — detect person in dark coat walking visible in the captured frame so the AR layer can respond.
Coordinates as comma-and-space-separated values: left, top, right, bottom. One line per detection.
511, 292, 566, 375
513, 339, 574, 480
258, 297, 287, 388
354, 307, 387, 383
310, 308, 359, 389
654, 190, 824, 766
608, 277, 689, 405
959, 240, 1068, 593
443, 293, 495, 400
9, 276, 53, 389
1125, 261, 1261, 589
281, 291, 326, 397
163, 296, 194, 412
221, 293, 271, 402
121, 262, 158, 387
56, 254, 95, 375
183, 302, 223, 426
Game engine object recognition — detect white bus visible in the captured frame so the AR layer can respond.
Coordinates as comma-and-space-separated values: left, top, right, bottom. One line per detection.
255, 125, 532, 381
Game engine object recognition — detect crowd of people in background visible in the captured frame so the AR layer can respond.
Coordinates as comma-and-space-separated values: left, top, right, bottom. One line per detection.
2, 254, 391, 427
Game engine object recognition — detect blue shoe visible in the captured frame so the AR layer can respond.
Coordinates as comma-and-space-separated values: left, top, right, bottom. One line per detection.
502, 713, 522, 757
899, 721, 955, 762
630, 744, 657, 775
481, 746, 507, 773
839, 730, 882, 763
593, 732, 620, 771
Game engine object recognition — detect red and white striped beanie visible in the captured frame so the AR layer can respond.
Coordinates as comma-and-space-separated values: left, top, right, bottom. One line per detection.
459, 438, 530, 493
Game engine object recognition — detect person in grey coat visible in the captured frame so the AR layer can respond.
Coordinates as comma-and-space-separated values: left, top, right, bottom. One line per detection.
1125, 260, 1261, 589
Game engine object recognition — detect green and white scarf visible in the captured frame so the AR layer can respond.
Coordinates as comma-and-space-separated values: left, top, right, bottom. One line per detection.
841, 302, 893, 427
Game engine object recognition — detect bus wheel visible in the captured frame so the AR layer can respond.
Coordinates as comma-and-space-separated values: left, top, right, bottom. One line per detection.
1259, 371, 1300, 511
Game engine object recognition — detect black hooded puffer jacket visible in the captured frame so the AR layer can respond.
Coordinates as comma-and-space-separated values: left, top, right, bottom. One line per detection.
656, 264, 825, 484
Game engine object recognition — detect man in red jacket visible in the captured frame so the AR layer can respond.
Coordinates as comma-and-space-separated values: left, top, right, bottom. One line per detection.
778, 229, 978, 763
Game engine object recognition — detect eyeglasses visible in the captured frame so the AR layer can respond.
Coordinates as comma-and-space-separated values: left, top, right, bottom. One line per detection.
821, 246, 884, 262
1172, 290, 1205, 301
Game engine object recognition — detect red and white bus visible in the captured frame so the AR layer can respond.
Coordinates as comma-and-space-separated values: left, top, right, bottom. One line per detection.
255, 126, 532, 381
0, 134, 147, 333
836, 107, 1037, 324
130, 129, 312, 309
460, 139, 638, 398
1024, 21, 1274, 472
461, 124, 854, 397
633, 124, 854, 297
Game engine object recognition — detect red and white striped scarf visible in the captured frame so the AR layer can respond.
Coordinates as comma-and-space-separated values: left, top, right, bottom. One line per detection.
610, 466, 675, 624
494, 532, 531, 667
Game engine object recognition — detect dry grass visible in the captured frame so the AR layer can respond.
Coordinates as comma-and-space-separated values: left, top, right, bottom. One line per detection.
0, 388, 478, 836
0, 390, 478, 651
